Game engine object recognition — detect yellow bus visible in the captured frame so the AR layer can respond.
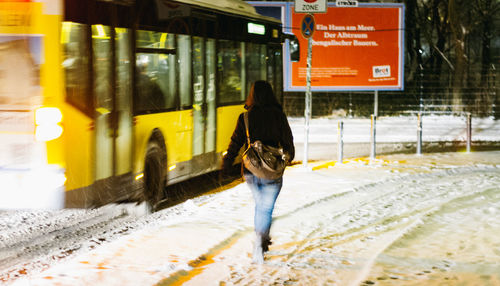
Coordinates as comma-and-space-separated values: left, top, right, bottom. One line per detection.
0, 0, 291, 210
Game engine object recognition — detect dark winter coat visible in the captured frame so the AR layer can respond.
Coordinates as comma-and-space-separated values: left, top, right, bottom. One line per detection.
222, 104, 295, 174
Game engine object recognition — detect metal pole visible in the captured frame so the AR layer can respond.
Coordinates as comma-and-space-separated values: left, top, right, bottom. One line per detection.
370, 90, 378, 160
417, 112, 423, 155
492, 64, 496, 117
419, 64, 424, 113
370, 114, 376, 159
466, 112, 472, 153
303, 37, 312, 168
338, 120, 343, 164
348, 92, 353, 118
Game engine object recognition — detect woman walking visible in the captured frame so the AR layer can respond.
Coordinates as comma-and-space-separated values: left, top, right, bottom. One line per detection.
222, 80, 295, 264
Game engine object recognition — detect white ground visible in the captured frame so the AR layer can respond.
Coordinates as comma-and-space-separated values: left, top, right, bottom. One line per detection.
4, 151, 499, 286
1, 116, 500, 286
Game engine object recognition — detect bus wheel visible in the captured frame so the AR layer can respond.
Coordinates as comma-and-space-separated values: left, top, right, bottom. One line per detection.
144, 141, 165, 211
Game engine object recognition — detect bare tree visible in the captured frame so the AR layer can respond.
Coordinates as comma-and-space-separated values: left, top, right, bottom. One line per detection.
475, 0, 500, 86
448, 0, 468, 111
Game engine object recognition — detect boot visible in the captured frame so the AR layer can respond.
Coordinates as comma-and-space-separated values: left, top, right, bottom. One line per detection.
261, 234, 272, 253
252, 233, 264, 264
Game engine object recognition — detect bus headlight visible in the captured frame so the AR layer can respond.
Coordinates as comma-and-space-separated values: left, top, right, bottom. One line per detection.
35, 124, 63, 142
35, 107, 63, 142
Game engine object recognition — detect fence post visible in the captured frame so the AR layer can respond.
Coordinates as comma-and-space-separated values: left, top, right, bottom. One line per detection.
419, 64, 424, 113
348, 92, 353, 118
466, 112, 472, 153
370, 114, 376, 159
492, 64, 496, 117
417, 112, 423, 155
338, 120, 344, 164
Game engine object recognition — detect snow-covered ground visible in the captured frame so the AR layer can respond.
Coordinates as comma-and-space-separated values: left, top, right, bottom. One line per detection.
2, 152, 499, 286
1, 116, 500, 286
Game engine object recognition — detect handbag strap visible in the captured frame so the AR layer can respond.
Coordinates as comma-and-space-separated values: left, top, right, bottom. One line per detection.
243, 112, 251, 147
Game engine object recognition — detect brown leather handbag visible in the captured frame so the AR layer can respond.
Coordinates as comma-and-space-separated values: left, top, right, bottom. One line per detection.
242, 112, 287, 180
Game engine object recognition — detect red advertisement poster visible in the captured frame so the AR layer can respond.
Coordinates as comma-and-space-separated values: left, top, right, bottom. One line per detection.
287, 3, 404, 91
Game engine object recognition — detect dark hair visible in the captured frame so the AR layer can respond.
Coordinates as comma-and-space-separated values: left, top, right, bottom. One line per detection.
245, 80, 281, 110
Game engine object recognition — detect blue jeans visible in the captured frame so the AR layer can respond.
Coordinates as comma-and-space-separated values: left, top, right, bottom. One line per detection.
244, 172, 283, 236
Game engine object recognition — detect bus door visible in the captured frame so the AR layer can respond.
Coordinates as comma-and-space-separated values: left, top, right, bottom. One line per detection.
93, 25, 133, 195
192, 37, 216, 170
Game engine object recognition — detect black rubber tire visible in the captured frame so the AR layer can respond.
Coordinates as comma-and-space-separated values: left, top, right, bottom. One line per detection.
144, 141, 165, 210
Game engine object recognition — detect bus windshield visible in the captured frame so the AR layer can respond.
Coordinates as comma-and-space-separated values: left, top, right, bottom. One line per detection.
0, 36, 43, 109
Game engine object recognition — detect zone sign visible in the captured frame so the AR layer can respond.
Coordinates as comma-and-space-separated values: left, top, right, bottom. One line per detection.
295, 0, 327, 13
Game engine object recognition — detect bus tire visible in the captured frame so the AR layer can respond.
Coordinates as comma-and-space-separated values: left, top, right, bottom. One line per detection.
144, 141, 166, 211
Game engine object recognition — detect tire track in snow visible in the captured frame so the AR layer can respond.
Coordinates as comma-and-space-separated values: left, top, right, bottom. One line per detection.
0, 205, 141, 284
362, 177, 500, 284
271, 166, 496, 251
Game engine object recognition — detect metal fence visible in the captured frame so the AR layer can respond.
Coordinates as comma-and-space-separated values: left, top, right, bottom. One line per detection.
291, 113, 500, 163
283, 87, 499, 118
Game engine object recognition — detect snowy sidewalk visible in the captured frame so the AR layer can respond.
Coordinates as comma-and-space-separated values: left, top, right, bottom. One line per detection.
11, 151, 500, 286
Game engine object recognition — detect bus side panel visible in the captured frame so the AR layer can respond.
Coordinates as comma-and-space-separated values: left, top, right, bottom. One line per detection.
134, 110, 193, 178
216, 105, 245, 153
43, 13, 65, 167
63, 105, 94, 192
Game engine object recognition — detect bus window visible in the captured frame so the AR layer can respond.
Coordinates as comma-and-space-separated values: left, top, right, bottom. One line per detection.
275, 47, 283, 102
62, 22, 90, 114
246, 43, 267, 97
115, 28, 133, 175
92, 24, 113, 180
268, 46, 283, 103
136, 54, 166, 112
267, 45, 275, 94
217, 40, 244, 105
136, 31, 176, 113
205, 39, 216, 153
0, 36, 41, 108
93, 25, 112, 115
192, 36, 205, 156
178, 35, 192, 109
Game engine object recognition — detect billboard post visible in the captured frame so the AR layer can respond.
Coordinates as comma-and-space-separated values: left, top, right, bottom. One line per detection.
372, 89, 378, 158
304, 36, 312, 168
300, 13, 315, 168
